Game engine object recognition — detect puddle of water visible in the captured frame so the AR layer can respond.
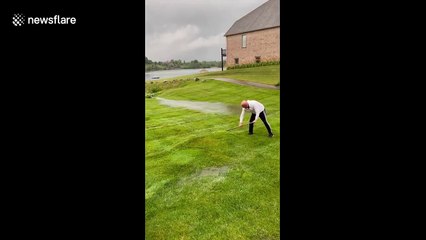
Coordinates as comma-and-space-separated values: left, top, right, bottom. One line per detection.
157, 97, 241, 115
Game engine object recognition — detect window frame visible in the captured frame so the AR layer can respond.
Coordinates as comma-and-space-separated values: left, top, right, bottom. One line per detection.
242, 34, 247, 48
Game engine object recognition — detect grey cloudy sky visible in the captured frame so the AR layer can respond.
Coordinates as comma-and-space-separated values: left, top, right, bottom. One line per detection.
145, 0, 269, 62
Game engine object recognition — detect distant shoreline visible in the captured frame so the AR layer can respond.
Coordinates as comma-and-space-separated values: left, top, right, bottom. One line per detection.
145, 66, 219, 73
145, 67, 223, 80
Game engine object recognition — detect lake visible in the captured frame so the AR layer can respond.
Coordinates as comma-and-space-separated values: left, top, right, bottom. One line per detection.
145, 67, 223, 80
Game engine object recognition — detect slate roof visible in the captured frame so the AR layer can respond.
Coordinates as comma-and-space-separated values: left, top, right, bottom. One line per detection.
224, 0, 280, 37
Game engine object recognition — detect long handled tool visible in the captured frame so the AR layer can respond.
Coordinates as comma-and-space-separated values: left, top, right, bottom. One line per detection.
226, 125, 242, 131
226, 122, 254, 131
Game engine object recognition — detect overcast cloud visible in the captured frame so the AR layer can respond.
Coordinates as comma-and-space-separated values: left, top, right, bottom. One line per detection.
145, 0, 269, 62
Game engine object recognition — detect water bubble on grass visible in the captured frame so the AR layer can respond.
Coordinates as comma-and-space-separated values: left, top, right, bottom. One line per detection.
157, 98, 241, 115
178, 166, 230, 186
198, 166, 229, 177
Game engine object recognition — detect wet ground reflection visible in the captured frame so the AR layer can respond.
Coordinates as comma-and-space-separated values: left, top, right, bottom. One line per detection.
157, 97, 242, 115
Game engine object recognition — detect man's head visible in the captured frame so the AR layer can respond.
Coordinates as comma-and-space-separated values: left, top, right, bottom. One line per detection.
241, 100, 249, 109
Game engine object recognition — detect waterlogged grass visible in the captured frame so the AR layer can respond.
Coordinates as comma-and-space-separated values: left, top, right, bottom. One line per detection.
145, 77, 280, 239
158, 65, 280, 86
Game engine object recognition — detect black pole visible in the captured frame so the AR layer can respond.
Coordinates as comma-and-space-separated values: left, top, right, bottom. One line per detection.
221, 48, 224, 71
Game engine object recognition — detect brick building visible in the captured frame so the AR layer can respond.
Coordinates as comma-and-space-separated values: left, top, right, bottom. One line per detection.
224, 0, 280, 67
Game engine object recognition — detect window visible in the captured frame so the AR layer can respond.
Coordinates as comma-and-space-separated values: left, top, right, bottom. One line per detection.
234, 58, 239, 64
255, 56, 261, 63
242, 34, 247, 48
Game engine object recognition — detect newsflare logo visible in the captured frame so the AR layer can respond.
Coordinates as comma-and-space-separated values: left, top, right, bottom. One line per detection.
12, 13, 25, 26
12, 13, 77, 27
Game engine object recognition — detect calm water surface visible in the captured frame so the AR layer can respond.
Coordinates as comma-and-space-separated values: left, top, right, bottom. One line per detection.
145, 67, 223, 80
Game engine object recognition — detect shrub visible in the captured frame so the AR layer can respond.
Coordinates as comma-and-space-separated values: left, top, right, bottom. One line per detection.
226, 60, 280, 70
151, 85, 161, 93
145, 78, 197, 95
145, 93, 156, 98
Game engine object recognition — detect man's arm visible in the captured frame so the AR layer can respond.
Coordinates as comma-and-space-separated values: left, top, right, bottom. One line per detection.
252, 112, 260, 123
239, 108, 245, 126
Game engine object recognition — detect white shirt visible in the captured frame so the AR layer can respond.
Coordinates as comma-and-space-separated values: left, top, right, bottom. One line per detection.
239, 100, 265, 123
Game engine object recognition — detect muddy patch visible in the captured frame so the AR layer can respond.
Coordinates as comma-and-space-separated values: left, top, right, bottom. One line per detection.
157, 97, 241, 115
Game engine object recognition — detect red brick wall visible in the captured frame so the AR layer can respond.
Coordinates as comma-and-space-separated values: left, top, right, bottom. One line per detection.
225, 27, 280, 67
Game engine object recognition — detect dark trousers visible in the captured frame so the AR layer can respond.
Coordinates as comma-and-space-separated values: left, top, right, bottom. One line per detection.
249, 110, 273, 134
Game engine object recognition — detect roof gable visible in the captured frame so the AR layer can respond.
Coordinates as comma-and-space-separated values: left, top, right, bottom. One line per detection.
225, 0, 280, 37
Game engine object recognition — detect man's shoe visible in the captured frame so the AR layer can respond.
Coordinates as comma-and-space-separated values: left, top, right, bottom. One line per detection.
248, 132, 253, 135
269, 133, 274, 137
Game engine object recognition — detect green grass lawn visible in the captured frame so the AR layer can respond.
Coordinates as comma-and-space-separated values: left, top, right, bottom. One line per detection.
155, 65, 280, 86
145, 68, 280, 239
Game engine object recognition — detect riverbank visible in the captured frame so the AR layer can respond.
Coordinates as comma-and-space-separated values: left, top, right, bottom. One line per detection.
147, 64, 280, 86
145, 67, 223, 80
